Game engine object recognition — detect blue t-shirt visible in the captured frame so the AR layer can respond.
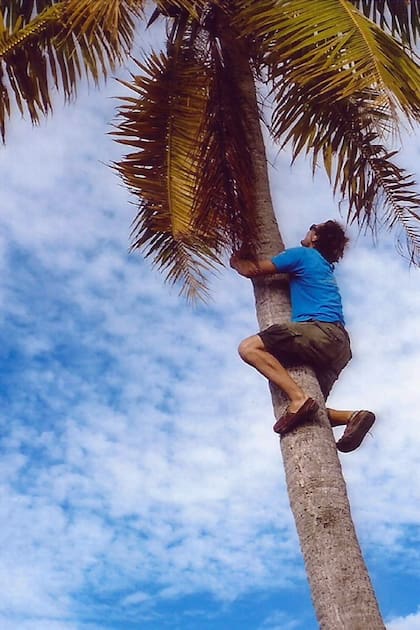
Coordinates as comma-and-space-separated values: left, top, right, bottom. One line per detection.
271, 247, 345, 324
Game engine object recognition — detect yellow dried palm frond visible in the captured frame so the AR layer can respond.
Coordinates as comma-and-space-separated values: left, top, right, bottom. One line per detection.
0, 0, 142, 140
113, 49, 221, 302
235, 0, 420, 122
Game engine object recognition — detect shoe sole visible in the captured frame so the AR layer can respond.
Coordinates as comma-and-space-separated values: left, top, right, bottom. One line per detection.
336, 411, 375, 453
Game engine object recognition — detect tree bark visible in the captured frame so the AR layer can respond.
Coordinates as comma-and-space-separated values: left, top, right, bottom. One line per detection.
221, 28, 385, 630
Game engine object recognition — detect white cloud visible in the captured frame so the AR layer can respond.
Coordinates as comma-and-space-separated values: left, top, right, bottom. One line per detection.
387, 610, 420, 630
260, 610, 301, 630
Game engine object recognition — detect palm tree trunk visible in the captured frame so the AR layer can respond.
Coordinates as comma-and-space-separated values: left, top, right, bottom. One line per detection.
220, 28, 385, 630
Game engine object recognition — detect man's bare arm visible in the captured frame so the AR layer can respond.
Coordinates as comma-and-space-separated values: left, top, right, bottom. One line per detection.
230, 254, 277, 278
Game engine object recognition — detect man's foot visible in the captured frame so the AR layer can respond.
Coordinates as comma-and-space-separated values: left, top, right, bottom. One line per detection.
273, 398, 319, 435
336, 410, 375, 453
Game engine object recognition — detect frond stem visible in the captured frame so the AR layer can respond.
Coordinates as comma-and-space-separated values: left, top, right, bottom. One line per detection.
0, 4, 65, 59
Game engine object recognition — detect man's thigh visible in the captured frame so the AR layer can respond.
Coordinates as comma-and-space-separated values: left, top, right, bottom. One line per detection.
259, 321, 351, 371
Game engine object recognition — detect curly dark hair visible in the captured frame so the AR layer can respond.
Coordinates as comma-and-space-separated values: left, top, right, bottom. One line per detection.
314, 220, 349, 263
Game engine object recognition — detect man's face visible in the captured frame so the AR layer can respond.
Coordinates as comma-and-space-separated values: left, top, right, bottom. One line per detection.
301, 223, 319, 248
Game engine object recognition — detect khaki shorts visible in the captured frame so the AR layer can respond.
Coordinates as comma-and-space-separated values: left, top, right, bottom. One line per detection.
259, 321, 352, 399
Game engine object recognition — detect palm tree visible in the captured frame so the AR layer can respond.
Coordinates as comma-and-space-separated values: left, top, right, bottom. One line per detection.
2, 1, 420, 627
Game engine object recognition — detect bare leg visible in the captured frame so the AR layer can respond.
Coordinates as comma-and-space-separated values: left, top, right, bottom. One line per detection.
238, 335, 309, 412
327, 408, 354, 427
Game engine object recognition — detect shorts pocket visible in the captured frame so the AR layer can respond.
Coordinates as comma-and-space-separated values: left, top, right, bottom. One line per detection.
314, 322, 344, 344
259, 324, 304, 363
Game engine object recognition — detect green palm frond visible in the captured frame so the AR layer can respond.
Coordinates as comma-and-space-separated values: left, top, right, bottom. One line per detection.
0, 0, 142, 140
113, 9, 260, 300
64, 0, 142, 49
0, 3, 61, 138
113, 49, 221, 301
235, 0, 420, 121
348, 0, 420, 45
1, 1, 57, 30
271, 83, 420, 262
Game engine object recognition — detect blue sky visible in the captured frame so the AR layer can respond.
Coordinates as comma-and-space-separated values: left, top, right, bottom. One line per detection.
1, 34, 420, 630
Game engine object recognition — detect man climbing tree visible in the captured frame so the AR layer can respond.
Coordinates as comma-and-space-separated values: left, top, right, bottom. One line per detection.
3, 1, 420, 626
230, 220, 375, 452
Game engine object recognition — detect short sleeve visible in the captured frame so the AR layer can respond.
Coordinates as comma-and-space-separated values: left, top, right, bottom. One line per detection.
271, 247, 303, 273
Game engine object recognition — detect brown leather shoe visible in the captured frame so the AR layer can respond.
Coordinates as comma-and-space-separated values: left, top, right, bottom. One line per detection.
336, 410, 375, 453
273, 398, 319, 435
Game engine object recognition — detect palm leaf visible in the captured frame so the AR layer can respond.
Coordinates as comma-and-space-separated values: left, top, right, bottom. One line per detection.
348, 0, 420, 45
113, 7, 260, 300
1, 1, 56, 33
0, 0, 142, 140
113, 49, 220, 301
235, 0, 420, 122
0, 4, 62, 138
271, 82, 420, 262
63, 0, 142, 50
1, 1, 58, 33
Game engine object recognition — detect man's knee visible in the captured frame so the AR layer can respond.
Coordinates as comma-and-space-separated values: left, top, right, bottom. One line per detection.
238, 335, 263, 364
